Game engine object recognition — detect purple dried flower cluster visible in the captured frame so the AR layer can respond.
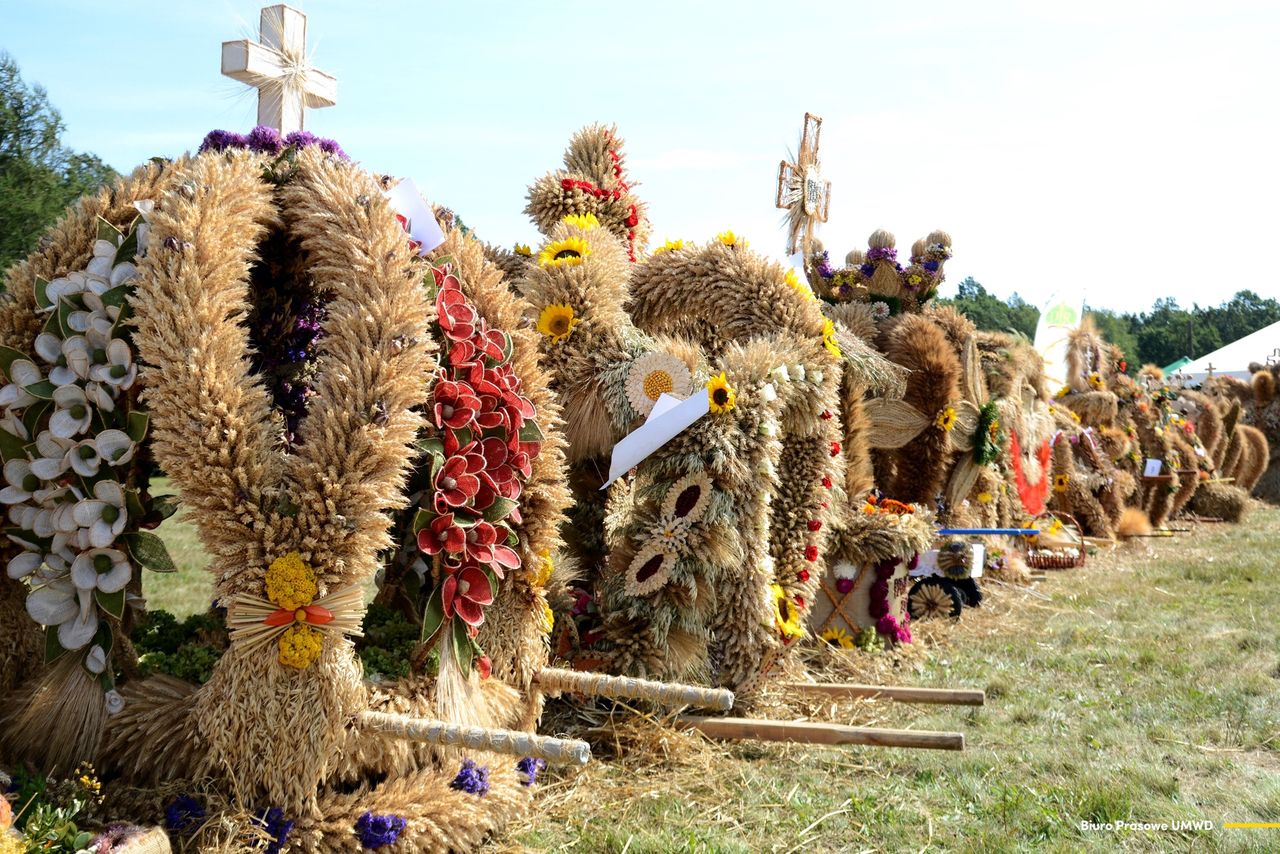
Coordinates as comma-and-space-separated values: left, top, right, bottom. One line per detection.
354, 811, 407, 849
516, 756, 546, 787
866, 246, 898, 263
813, 250, 835, 280
449, 759, 490, 795
255, 806, 294, 854
198, 126, 347, 159
868, 558, 912, 644
163, 794, 205, 833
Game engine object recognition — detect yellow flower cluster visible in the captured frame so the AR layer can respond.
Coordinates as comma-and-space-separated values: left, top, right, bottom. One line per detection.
821, 318, 842, 359
785, 268, 816, 301
561, 212, 600, 231
821, 625, 855, 649
935, 406, 957, 432
513, 243, 532, 256
0, 831, 22, 854
265, 552, 318, 611
653, 238, 686, 254
278, 623, 324, 669
1053, 473, 1070, 492
538, 236, 591, 268
716, 230, 747, 249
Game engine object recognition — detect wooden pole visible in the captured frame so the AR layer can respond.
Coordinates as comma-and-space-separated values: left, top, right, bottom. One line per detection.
676, 716, 964, 751
535, 667, 735, 711
359, 711, 592, 766
782, 682, 985, 706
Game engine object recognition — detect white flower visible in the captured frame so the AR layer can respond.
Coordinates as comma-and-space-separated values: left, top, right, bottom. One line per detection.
761, 383, 777, 403
110, 261, 138, 287
105, 689, 124, 715
6, 550, 41, 580
0, 459, 40, 504
792, 364, 806, 382
73, 481, 127, 548
34, 332, 62, 363
91, 339, 135, 390
0, 410, 28, 441
96, 429, 136, 467
10, 499, 56, 538
871, 301, 891, 320
71, 547, 130, 593
771, 365, 790, 383
31, 430, 73, 479
68, 438, 103, 477
59, 587, 99, 649
26, 571, 79, 626
833, 560, 859, 581
85, 643, 108, 674
54, 336, 91, 384
86, 253, 113, 279
92, 239, 117, 260
0, 359, 42, 409
85, 381, 115, 412
50, 384, 92, 438
82, 291, 121, 333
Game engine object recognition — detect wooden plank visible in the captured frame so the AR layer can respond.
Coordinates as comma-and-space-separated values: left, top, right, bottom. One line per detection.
782, 682, 985, 706
675, 715, 965, 751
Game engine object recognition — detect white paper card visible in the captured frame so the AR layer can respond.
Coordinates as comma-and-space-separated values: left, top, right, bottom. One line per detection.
1143, 458, 1163, 477
383, 178, 445, 256
601, 391, 710, 488
910, 545, 986, 579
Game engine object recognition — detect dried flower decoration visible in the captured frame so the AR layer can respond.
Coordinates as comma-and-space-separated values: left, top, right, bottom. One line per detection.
536, 304, 579, 345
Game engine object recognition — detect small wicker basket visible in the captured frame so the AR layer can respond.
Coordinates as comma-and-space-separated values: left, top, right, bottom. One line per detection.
1024, 512, 1086, 570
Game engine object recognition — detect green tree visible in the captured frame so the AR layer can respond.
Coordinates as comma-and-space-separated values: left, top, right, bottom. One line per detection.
1085, 308, 1139, 374
937, 277, 1039, 338
0, 52, 117, 271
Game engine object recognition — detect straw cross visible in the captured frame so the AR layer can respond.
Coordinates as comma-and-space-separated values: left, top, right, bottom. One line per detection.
775, 112, 831, 256
221, 4, 337, 134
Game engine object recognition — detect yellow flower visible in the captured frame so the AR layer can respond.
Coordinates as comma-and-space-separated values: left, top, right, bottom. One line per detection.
707, 372, 737, 413
988, 418, 1000, 439
1069, 410, 1081, 424
561, 212, 600, 231
935, 406, 957, 432
821, 625, 855, 650
716, 230, 747, 249
537, 303, 579, 344
822, 318, 842, 359
653, 238, 686, 254
541, 600, 555, 634
278, 623, 324, 669
537, 236, 591, 268
785, 268, 815, 301
0, 832, 22, 854
265, 552, 317, 611
1055, 386, 1070, 399
534, 549, 554, 589
1053, 473, 1070, 493
770, 583, 805, 639
908, 273, 924, 287
513, 243, 532, 256
977, 492, 994, 504
1088, 372, 1105, 390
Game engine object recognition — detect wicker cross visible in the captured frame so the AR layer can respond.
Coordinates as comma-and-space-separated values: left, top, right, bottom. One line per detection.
221, 4, 337, 134
775, 112, 831, 257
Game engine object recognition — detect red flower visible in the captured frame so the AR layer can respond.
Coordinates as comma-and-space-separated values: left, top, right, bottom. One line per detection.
830, 442, 841, 457
417, 512, 466, 556
804, 545, 819, 562
433, 379, 481, 430
821, 476, 833, 489
442, 566, 494, 627
820, 410, 833, 420
795, 596, 805, 609
476, 655, 492, 679
807, 519, 823, 532
797, 570, 810, 582
435, 452, 484, 510
463, 519, 499, 563
436, 282, 477, 342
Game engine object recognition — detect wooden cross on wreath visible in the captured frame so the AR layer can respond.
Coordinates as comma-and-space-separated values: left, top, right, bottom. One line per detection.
222, 4, 337, 133
775, 112, 831, 257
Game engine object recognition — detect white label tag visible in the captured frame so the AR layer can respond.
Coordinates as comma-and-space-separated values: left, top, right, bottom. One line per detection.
602, 390, 710, 488
1143, 458, 1163, 477
382, 178, 446, 256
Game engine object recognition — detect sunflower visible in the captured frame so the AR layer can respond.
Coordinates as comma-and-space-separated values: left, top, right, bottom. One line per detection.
707, 372, 737, 413
716, 230, 747, 249
785, 268, 815, 301
1055, 386, 1070, 399
769, 583, 805, 639
1053, 473, 1070, 492
1088, 372, 1105, 390
537, 236, 591, 268
513, 243, 532, 256
653, 238, 686, 254
821, 318, 842, 359
561, 212, 600, 230
536, 303, 579, 344
821, 625, 855, 650
935, 406, 957, 432
977, 491, 993, 504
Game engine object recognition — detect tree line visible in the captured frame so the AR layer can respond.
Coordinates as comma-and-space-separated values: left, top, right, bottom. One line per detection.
936, 278, 1280, 372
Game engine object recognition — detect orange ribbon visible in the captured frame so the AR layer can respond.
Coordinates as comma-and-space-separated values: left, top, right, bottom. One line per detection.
264, 605, 335, 627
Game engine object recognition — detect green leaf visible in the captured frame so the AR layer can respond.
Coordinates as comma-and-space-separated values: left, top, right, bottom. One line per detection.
114, 222, 140, 265
412, 507, 434, 534
21, 399, 50, 438
452, 427, 473, 447
96, 215, 123, 243
33, 276, 51, 310
452, 617, 472, 679
101, 284, 131, 308
125, 530, 177, 572
418, 436, 445, 457
149, 494, 180, 522
482, 496, 518, 522
421, 585, 445, 644
126, 411, 149, 443
0, 428, 28, 462
44, 625, 68, 664
0, 345, 29, 377
23, 379, 56, 399
518, 420, 544, 444
95, 588, 126, 619
125, 488, 146, 522
56, 296, 76, 337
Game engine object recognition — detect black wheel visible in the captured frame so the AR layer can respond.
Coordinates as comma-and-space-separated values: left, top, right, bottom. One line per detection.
907, 578, 963, 620
954, 578, 983, 608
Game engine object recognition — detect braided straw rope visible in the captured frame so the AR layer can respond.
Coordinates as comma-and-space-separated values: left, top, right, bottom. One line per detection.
359, 711, 591, 766
534, 667, 734, 711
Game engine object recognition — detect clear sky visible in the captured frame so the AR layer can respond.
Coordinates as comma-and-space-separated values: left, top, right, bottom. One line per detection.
3, 0, 1277, 314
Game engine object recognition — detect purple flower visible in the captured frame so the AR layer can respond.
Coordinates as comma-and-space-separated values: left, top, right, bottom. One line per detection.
866, 246, 898, 264
245, 125, 284, 154
164, 794, 205, 833
199, 129, 248, 153
859, 263, 875, 277
923, 260, 940, 272
835, 577, 854, 594
318, 137, 348, 159
254, 807, 294, 853
354, 812, 407, 849
449, 759, 490, 795
284, 130, 320, 148
813, 250, 835, 280
876, 613, 899, 637
516, 756, 546, 787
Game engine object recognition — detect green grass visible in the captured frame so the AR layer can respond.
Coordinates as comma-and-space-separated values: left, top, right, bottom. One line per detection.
143, 478, 211, 617
146, 490, 1280, 852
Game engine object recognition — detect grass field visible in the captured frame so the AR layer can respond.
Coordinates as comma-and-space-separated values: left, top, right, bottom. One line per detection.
146, 501, 1280, 853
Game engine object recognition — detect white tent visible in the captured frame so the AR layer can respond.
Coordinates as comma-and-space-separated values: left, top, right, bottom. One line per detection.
1180, 319, 1280, 383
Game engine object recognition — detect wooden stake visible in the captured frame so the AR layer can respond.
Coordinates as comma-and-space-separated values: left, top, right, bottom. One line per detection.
782, 682, 985, 706
535, 667, 735, 710
676, 716, 964, 751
